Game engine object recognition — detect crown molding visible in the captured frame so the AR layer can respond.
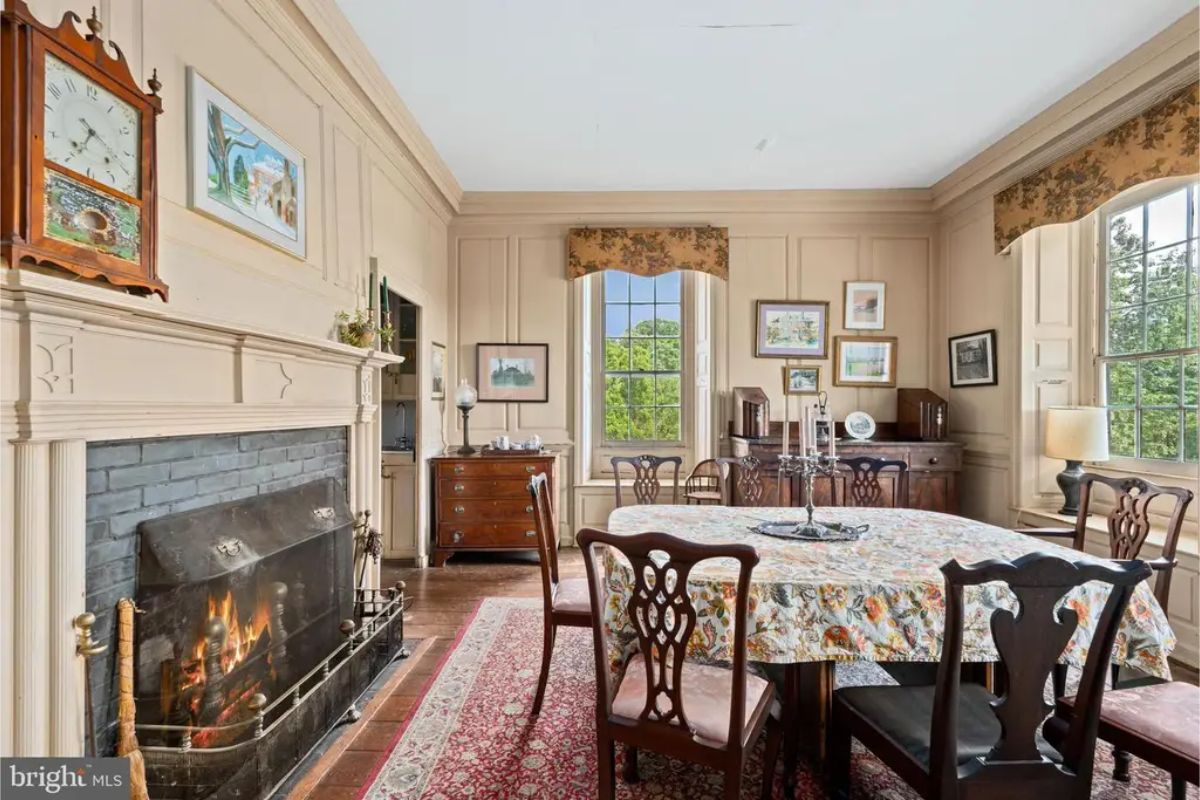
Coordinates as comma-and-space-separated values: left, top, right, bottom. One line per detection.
236, 0, 462, 221
932, 11, 1200, 216
455, 188, 936, 223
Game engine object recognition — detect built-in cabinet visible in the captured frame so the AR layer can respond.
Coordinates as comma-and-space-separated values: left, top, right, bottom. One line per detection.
381, 453, 417, 559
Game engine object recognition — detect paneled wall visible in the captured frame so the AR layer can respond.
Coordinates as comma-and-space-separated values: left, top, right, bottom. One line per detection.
449, 197, 939, 536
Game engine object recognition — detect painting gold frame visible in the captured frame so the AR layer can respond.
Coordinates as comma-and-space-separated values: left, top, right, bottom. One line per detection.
833, 335, 898, 388
782, 365, 821, 395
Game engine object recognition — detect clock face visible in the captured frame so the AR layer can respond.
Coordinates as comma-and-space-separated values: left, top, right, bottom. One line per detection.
43, 53, 140, 196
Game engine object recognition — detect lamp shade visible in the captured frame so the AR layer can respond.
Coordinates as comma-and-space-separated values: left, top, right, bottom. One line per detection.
1044, 406, 1109, 461
454, 379, 478, 409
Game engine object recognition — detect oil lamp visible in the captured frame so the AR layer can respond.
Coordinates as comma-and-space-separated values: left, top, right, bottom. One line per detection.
455, 379, 479, 455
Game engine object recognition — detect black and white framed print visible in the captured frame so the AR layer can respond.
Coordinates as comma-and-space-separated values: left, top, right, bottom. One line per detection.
476, 343, 550, 402
948, 329, 998, 387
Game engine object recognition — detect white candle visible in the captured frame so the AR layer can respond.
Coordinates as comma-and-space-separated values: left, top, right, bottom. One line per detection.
782, 392, 790, 456
809, 405, 818, 454
830, 415, 837, 456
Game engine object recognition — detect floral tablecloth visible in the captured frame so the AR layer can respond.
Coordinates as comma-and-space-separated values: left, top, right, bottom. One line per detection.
603, 506, 1177, 678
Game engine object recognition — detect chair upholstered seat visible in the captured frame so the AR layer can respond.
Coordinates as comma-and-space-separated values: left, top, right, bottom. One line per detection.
836, 684, 1060, 768
685, 490, 722, 502
552, 576, 591, 616
611, 651, 772, 747
1060, 681, 1200, 769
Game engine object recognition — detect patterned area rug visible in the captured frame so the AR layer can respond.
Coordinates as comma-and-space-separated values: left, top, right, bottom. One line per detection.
362, 598, 1193, 800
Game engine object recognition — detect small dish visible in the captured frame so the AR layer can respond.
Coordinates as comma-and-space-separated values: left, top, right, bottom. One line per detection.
844, 411, 876, 440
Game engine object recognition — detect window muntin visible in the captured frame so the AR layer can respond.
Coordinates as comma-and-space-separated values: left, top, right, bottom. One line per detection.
1101, 184, 1199, 463
601, 271, 682, 443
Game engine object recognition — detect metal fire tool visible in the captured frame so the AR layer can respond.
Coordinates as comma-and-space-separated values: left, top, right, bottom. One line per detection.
75, 611, 109, 757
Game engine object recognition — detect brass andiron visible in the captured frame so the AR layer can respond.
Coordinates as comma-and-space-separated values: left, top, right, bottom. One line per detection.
75, 612, 109, 757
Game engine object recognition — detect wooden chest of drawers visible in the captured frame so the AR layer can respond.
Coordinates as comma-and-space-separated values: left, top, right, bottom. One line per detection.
430, 451, 556, 567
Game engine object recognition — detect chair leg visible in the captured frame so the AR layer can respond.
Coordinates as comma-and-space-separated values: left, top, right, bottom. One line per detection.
761, 716, 782, 800
1051, 662, 1067, 698
531, 622, 556, 715
1170, 775, 1186, 800
622, 745, 639, 783
723, 770, 744, 800
827, 705, 852, 800
597, 734, 616, 800
1111, 744, 1132, 783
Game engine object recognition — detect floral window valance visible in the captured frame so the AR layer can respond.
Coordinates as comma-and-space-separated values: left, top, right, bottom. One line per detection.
567, 227, 729, 281
994, 81, 1199, 253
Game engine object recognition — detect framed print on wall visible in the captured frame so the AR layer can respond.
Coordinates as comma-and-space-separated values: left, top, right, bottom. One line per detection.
430, 341, 446, 400
948, 329, 998, 387
844, 281, 886, 330
187, 68, 307, 259
755, 300, 829, 358
782, 365, 821, 395
834, 335, 898, 387
476, 343, 550, 402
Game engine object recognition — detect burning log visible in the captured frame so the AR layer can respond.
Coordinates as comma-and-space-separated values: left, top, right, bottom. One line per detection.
199, 617, 228, 724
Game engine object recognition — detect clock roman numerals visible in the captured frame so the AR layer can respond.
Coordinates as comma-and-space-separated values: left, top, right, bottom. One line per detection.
48, 83, 62, 100
86, 85, 98, 100
64, 76, 76, 93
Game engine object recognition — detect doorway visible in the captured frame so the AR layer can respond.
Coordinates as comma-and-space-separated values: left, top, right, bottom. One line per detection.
379, 289, 420, 563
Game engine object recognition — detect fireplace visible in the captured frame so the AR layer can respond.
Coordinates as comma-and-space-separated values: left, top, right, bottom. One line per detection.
134, 478, 354, 748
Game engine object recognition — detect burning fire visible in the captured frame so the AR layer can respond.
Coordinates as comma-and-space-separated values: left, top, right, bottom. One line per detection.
191, 589, 272, 675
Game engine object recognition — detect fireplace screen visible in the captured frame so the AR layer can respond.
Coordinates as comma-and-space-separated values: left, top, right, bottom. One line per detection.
134, 478, 354, 747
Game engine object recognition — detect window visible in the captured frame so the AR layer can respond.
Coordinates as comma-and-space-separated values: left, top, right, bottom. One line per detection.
1100, 184, 1199, 463
601, 271, 683, 442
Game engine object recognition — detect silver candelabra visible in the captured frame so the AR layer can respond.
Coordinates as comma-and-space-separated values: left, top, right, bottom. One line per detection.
777, 451, 840, 537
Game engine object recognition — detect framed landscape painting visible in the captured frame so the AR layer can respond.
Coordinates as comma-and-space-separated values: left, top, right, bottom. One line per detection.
844, 281, 886, 330
476, 343, 549, 402
782, 365, 821, 395
834, 336, 897, 387
948, 329, 998, 387
430, 341, 446, 400
187, 69, 306, 258
755, 300, 829, 358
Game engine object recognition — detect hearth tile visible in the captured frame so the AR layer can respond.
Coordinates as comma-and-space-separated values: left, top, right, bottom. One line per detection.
347, 721, 398, 751
372, 695, 416, 722
321, 750, 383, 786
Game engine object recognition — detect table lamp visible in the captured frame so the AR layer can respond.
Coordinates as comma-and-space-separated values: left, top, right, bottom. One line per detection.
1044, 406, 1109, 515
455, 379, 478, 455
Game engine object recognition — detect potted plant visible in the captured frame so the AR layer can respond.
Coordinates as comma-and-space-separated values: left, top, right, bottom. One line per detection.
336, 309, 394, 349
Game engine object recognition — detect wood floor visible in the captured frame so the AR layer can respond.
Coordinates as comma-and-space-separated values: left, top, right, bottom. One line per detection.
288, 548, 1196, 800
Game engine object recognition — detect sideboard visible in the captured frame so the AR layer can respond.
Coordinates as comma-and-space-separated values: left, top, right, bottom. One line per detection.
729, 435, 964, 513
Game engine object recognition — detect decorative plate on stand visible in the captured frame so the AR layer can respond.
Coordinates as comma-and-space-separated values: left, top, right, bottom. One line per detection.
844, 411, 876, 440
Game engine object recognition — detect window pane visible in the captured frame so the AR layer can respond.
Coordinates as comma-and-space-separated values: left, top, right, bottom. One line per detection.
1108, 206, 1144, 260
1141, 357, 1180, 406
1146, 244, 1189, 301
1146, 188, 1188, 249
655, 303, 681, 336
1109, 410, 1136, 457
604, 305, 629, 337
1186, 409, 1198, 463
655, 337, 681, 370
1107, 306, 1144, 354
630, 407, 654, 440
604, 375, 629, 406
1140, 409, 1181, 460
1190, 294, 1198, 348
655, 271, 681, 301
656, 407, 681, 440
1105, 361, 1136, 406
629, 375, 654, 406
1108, 256, 1142, 308
1145, 299, 1187, 352
1186, 353, 1199, 407
655, 374, 681, 406
605, 407, 630, 441
604, 337, 630, 371
604, 270, 629, 302
630, 275, 655, 302
630, 338, 653, 370
629, 304, 654, 335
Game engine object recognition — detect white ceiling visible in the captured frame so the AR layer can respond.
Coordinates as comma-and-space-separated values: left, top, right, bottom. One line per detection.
336, 0, 1196, 192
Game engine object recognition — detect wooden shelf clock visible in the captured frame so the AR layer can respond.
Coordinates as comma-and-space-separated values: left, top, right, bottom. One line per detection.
1, 1, 167, 299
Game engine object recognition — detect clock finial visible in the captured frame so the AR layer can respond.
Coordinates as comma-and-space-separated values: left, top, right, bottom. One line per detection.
147, 68, 162, 96
86, 7, 103, 38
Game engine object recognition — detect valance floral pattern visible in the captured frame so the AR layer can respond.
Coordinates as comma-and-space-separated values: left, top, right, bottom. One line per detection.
994, 82, 1199, 253
567, 226, 729, 280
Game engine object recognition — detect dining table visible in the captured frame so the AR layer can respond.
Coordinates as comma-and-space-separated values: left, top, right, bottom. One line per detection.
603, 504, 1177, 791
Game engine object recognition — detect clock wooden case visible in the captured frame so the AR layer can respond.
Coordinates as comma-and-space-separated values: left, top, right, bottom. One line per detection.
1, 1, 166, 299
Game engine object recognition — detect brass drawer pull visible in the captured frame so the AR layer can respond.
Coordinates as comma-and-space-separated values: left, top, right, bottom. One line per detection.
453, 483, 465, 493
525, 530, 536, 538
454, 504, 465, 514
928, 457, 940, 465
454, 465, 465, 474
525, 465, 535, 473
525, 505, 534, 513
452, 530, 464, 543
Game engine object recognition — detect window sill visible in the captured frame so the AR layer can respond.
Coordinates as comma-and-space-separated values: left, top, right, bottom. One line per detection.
1015, 505, 1199, 558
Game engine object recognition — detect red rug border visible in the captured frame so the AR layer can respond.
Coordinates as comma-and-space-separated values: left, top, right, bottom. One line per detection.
354, 596, 491, 800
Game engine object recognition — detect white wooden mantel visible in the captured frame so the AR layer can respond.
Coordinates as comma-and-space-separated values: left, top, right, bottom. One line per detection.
0, 269, 399, 757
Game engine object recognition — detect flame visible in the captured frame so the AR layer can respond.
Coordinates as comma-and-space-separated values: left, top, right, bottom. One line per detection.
190, 589, 272, 676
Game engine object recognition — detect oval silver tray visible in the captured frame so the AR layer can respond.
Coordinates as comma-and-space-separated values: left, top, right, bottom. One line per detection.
749, 521, 869, 542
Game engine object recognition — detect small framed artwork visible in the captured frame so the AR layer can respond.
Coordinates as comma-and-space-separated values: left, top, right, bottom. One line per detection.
430, 341, 446, 400
476, 343, 549, 402
782, 365, 821, 395
755, 300, 829, 358
948, 329, 998, 387
834, 336, 898, 387
187, 68, 307, 259
844, 281, 886, 330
